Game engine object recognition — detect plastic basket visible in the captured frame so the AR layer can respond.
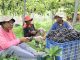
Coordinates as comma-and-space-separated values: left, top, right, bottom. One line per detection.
46, 38, 80, 60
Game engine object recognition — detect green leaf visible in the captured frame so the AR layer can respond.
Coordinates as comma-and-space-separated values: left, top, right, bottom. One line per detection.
50, 46, 58, 55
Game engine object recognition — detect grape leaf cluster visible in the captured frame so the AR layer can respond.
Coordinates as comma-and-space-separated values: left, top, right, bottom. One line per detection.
46, 28, 80, 43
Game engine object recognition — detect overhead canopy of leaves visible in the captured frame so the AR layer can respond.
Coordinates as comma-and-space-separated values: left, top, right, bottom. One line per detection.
0, 0, 79, 16
0, 0, 24, 15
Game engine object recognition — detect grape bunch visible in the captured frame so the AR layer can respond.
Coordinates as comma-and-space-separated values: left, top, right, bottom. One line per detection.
46, 28, 80, 43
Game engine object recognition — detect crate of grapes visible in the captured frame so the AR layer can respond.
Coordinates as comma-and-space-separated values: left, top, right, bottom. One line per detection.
46, 28, 80, 60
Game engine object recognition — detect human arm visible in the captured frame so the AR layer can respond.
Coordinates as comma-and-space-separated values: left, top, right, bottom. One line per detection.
0, 34, 20, 50
0, 33, 29, 50
46, 23, 57, 37
65, 22, 73, 29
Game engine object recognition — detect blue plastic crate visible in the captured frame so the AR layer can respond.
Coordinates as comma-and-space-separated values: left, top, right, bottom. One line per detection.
46, 38, 80, 60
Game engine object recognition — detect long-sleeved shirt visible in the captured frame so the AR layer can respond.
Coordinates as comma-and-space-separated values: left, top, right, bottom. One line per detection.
0, 27, 20, 50
50, 21, 73, 30
46, 21, 73, 36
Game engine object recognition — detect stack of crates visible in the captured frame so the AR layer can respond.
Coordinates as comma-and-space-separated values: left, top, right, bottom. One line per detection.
46, 38, 80, 60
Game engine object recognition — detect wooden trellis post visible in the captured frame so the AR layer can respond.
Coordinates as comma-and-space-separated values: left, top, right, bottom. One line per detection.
72, 0, 79, 26
23, 0, 26, 24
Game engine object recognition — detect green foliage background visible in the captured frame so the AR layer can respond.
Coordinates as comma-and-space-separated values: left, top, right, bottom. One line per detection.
0, 0, 80, 17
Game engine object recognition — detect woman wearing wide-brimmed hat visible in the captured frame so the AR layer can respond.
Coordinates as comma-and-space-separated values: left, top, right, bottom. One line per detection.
0, 16, 45, 60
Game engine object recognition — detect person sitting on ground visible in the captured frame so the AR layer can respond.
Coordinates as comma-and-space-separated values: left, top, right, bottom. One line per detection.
0, 16, 45, 60
49, 12, 73, 31
23, 16, 46, 42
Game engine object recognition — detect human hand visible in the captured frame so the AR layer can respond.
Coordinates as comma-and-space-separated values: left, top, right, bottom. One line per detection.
26, 37, 33, 41
34, 36, 44, 42
30, 31, 36, 34
19, 37, 30, 42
